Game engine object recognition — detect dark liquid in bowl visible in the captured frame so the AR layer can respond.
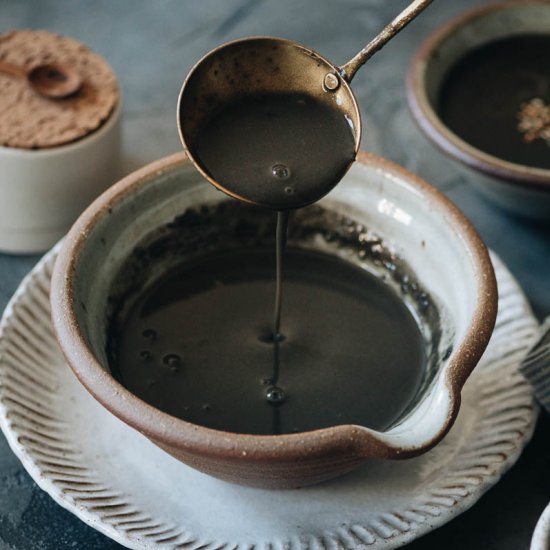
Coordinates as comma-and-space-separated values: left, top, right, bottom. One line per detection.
194, 92, 357, 209
112, 247, 425, 435
439, 34, 550, 169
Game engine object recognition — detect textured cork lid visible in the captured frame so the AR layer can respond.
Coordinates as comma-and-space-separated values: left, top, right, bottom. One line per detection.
0, 30, 119, 149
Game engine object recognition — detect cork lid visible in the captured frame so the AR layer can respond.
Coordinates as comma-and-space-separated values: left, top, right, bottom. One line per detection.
0, 30, 119, 149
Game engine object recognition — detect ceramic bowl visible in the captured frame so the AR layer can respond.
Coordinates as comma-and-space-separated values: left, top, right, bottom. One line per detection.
50, 152, 497, 489
407, 0, 550, 222
0, 100, 121, 254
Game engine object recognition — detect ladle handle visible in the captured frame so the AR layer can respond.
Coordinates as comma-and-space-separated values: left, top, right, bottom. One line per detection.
0, 60, 26, 79
340, 0, 434, 82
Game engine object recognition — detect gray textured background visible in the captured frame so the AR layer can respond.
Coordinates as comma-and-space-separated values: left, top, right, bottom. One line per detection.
0, 1, 548, 548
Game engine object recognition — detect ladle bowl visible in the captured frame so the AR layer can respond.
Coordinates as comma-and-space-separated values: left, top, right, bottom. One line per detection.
178, 37, 361, 208
178, 0, 433, 209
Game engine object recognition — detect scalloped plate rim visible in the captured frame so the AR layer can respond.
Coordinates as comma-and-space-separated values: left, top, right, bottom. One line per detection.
0, 245, 540, 550
0, 243, 139, 549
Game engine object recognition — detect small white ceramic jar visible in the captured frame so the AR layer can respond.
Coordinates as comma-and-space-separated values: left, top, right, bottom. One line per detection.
0, 29, 122, 253
0, 101, 121, 253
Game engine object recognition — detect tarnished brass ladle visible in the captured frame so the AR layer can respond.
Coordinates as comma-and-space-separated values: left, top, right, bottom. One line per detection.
0, 60, 82, 99
178, 0, 433, 209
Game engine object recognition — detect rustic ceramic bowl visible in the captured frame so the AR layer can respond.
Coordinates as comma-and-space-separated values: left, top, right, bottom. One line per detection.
407, 0, 550, 221
51, 152, 497, 489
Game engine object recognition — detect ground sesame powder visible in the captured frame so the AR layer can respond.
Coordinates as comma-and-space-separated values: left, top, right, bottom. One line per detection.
0, 30, 119, 149
517, 98, 550, 146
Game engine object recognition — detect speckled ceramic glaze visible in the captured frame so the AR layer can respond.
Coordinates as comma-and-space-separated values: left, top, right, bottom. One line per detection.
407, 0, 550, 221
50, 152, 498, 489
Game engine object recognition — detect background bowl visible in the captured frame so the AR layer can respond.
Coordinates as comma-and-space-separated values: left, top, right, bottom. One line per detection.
407, 0, 550, 222
51, 152, 497, 489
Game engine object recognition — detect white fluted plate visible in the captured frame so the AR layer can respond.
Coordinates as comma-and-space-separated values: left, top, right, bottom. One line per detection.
531, 503, 550, 550
0, 247, 540, 549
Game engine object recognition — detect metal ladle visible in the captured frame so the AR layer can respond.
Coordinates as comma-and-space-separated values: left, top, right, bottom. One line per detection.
178, 0, 433, 209
0, 60, 82, 99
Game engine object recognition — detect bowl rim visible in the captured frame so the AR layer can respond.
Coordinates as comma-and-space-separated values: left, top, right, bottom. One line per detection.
406, 0, 550, 191
50, 151, 497, 461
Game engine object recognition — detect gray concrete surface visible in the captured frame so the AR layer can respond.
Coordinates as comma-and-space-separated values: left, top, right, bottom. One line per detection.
0, 1, 548, 548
